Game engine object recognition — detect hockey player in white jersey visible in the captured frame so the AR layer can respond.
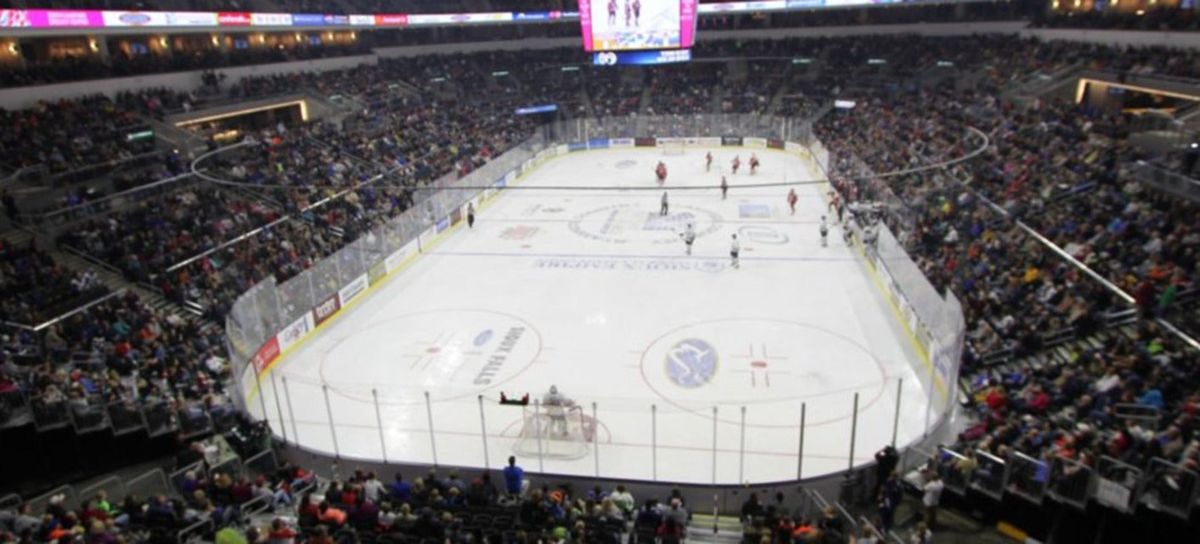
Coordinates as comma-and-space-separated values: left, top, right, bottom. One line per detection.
542, 385, 573, 437
680, 223, 697, 255
819, 215, 829, 247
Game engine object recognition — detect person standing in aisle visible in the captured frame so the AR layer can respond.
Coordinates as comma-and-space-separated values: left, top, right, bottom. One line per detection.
467, 202, 475, 229
730, 234, 740, 269
660, 191, 669, 216
503, 456, 525, 499
922, 472, 944, 529
720, 176, 728, 200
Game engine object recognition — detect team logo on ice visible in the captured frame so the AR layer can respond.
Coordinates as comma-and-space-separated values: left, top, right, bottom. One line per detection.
665, 338, 717, 388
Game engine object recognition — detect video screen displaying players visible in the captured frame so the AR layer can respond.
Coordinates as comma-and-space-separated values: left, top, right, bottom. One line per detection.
580, 0, 697, 52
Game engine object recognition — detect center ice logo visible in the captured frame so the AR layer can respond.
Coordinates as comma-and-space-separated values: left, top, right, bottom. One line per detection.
665, 338, 717, 388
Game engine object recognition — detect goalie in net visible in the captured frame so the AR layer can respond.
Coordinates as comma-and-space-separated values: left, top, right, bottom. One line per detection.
513, 385, 597, 460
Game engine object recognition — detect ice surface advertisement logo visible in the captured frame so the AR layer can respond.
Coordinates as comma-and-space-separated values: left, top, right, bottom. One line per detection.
665, 338, 717, 388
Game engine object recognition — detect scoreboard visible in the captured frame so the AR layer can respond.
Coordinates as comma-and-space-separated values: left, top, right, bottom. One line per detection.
579, 0, 697, 52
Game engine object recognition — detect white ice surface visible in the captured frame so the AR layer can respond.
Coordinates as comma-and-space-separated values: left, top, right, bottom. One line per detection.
255, 148, 932, 484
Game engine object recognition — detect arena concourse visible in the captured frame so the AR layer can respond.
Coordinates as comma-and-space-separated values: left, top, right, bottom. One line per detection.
2, 1, 1200, 543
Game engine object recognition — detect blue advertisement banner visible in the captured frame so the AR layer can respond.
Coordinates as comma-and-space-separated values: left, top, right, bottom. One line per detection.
290, 13, 325, 26
593, 49, 691, 67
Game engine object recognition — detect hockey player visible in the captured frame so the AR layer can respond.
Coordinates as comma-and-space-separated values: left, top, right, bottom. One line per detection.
660, 191, 669, 216
543, 385, 573, 437
720, 176, 728, 200
749, 153, 760, 175
633, 0, 641, 26
819, 215, 829, 247
787, 188, 798, 215
705, 151, 713, 172
624, 0, 631, 26
608, 0, 617, 25
467, 202, 476, 229
730, 234, 740, 269
680, 223, 697, 256
655, 161, 668, 185
731, 155, 741, 175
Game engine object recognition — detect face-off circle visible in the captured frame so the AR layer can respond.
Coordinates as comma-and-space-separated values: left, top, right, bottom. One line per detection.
640, 318, 889, 428
317, 309, 542, 404
568, 203, 722, 245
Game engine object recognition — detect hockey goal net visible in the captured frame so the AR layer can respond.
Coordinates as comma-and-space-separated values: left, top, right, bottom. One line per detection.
513, 404, 597, 460
660, 141, 686, 156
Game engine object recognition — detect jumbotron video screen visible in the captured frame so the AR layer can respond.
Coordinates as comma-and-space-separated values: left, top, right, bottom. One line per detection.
579, 0, 698, 52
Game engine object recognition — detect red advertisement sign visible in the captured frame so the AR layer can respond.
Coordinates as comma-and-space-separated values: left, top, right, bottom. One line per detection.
251, 337, 281, 374
216, 11, 251, 25
375, 13, 409, 26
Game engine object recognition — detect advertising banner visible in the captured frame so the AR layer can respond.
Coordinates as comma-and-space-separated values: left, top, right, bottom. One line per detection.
102, 11, 170, 26
349, 14, 375, 26
408, 12, 512, 25
338, 274, 369, 307
567, 142, 587, 152
276, 313, 314, 353
367, 261, 387, 287
375, 14, 409, 26
635, 137, 657, 147
0, 10, 31, 27
514, 12, 550, 21
384, 240, 418, 274
250, 13, 292, 26
312, 293, 341, 326
418, 225, 437, 250
587, 138, 609, 150
20, 10, 105, 28
657, 137, 683, 146
744, 137, 767, 148
290, 13, 326, 26
251, 337, 281, 374
217, 12, 252, 26
767, 138, 785, 150
609, 138, 634, 148
721, 136, 744, 146
697, 137, 722, 146
435, 216, 451, 233
450, 207, 463, 226
166, 11, 218, 26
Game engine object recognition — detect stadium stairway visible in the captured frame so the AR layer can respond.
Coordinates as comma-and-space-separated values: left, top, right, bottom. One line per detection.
686, 513, 744, 544
21, 226, 224, 335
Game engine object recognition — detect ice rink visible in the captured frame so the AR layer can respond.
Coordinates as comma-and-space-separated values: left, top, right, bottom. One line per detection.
255, 147, 933, 484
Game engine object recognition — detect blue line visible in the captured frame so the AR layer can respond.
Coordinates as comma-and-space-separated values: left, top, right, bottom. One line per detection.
426, 250, 856, 263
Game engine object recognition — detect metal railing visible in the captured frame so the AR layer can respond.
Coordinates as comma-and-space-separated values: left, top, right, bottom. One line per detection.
1130, 160, 1200, 203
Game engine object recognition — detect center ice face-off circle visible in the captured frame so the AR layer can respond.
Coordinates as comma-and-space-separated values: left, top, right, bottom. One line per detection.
568, 203, 721, 245
640, 318, 889, 427
317, 309, 542, 404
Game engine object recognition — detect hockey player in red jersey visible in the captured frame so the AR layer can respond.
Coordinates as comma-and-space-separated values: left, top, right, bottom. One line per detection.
749, 153, 760, 175
731, 155, 741, 175
787, 188, 799, 215
655, 161, 668, 185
